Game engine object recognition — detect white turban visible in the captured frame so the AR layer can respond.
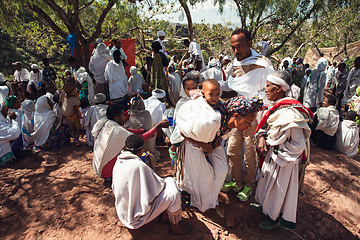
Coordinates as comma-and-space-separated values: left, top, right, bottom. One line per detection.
157, 31, 165, 37
31, 64, 39, 70
152, 89, 166, 99
267, 74, 300, 99
224, 55, 231, 61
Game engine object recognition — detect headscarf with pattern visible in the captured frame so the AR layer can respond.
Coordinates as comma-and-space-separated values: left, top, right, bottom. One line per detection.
224, 96, 267, 116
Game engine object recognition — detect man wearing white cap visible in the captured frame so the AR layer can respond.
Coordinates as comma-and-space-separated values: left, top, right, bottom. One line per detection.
143, 89, 166, 124
155, 30, 167, 56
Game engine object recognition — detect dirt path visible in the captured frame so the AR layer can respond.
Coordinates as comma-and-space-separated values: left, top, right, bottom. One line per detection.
0, 139, 359, 240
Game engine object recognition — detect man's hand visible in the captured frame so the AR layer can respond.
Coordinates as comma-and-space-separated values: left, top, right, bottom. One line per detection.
156, 119, 170, 129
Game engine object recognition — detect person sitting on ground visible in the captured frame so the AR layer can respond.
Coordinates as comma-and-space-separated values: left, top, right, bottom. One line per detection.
254, 70, 313, 230
32, 84, 71, 151
309, 94, 339, 150
335, 111, 359, 157
60, 84, 82, 145
143, 89, 166, 125
128, 66, 145, 94
21, 99, 35, 148
0, 102, 21, 165
112, 134, 192, 235
92, 103, 169, 179
201, 59, 224, 83
5, 95, 23, 156
139, 83, 152, 100
125, 97, 160, 161
84, 93, 108, 147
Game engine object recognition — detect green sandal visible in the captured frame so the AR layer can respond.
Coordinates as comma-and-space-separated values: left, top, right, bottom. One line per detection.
259, 220, 280, 230
250, 203, 262, 212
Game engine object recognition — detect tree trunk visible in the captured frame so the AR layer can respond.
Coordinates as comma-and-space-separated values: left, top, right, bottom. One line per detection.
179, 0, 193, 41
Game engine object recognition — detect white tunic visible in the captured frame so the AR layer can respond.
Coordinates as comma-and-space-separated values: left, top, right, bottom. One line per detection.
104, 60, 128, 100
335, 120, 359, 157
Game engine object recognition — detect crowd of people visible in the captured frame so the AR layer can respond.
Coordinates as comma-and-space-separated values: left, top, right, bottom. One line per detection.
1, 27, 359, 235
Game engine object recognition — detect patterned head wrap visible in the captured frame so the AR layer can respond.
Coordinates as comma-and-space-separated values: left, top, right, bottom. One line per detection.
224, 96, 267, 115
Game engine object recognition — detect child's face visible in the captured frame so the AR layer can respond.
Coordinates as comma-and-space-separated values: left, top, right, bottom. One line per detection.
322, 97, 330, 107
70, 88, 77, 96
184, 80, 197, 97
202, 82, 220, 105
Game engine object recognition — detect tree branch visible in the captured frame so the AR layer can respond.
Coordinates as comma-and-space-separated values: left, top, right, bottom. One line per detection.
79, 0, 95, 11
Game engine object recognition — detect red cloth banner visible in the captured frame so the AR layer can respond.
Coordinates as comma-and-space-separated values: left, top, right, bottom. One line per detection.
89, 39, 136, 77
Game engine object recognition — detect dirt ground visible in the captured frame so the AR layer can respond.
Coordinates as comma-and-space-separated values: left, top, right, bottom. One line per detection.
1, 137, 359, 240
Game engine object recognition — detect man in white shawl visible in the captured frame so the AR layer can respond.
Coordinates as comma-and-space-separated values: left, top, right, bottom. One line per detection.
309, 94, 340, 150
143, 89, 166, 125
89, 42, 111, 100
303, 56, 328, 111
112, 134, 192, 234
167, 67, 182, 105
0, 103, 21, 165
128, 66, 145, 94
254, 71, 313, 230
84, 93, 108, 147
335, 111, 359, 157
92, 103, 169, 179
219, 28, 274, 202
201, 59, 224, 82
68, 56, 95, 106
343, 57, 360, 102
109, 39, 127, 62
104, 50, 128, 101
184, 39, 205, 70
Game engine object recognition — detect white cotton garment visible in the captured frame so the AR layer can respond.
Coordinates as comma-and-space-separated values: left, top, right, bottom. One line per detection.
74, 67, 95, 105
84, 104, 108, 146
335, 120, 359, 157
315, 106, 340, 136
104, 60, 128, 100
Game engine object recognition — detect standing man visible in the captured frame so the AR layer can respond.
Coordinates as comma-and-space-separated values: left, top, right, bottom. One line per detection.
184, 39, 205, 71
220, 28, 274, 202
332, 62, 349, 113
343, 57, 360, 102
42, 58, 57, 87
155, 30, 167, 56
109, 39, 128, 66
13, 61, 30, 99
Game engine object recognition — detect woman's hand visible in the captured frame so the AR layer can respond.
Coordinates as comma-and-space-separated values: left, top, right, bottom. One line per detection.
257, 136, 268, 157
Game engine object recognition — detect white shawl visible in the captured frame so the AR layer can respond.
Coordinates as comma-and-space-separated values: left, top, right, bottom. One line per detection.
92, 118, 132, 177
84, 104, 108, 146
31, 95, 57, 146
0, 86, 9, 104
89, 43, 111, 84
172, 97, 221, 143
335, 120, 359, 157
112, 150, 165, 229
315, 106, 339, 136
28, 71, 42, 92
0, 112, 20, 163
128, 66, 145, 94
143, 96, 165, 125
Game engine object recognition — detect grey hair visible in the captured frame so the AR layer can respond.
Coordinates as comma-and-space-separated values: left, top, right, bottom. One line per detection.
273, 70, 293, 87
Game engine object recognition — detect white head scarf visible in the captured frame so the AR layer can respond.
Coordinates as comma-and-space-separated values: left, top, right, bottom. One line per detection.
267, 72, 300, 99
157, 31, 165, 37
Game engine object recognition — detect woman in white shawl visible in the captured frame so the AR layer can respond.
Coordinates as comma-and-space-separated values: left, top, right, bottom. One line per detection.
254, 71, 313, 230
27, 64, 42, 100
128, 66, 144, 94
303, 58, 327, 111
104, 49, 128, 101
0, 103, 21, 165
21, 99, 35, 147
89, 43, 111, 100
125, 97, 160, 160
31, 95, 70, 151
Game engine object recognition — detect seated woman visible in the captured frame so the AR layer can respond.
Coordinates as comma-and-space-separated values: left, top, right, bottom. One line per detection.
21, 99, 35, 148
335, 111, 359, 157
254, 71, 313, 230
5, 95, 23, 156
0, 102, 21, 165
125, 97, 160, 161
31, 91, 70, 151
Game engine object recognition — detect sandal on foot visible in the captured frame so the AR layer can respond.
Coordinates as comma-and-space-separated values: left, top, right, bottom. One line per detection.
259, 221, 280, 230
250, 203, 262, 212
